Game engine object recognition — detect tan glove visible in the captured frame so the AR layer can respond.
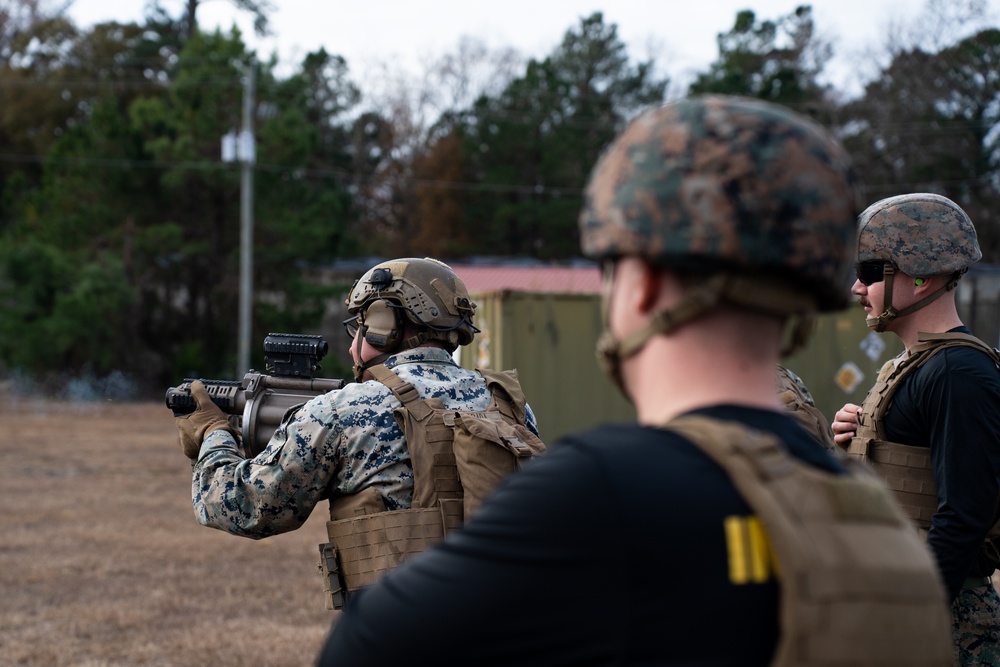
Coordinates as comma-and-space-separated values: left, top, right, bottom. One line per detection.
175, 380, 239, 460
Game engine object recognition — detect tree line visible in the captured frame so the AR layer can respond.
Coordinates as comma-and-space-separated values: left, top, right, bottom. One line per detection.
1, 0, 998, 394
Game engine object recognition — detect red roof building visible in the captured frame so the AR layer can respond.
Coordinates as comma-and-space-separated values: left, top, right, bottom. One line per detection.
451, 264, 601, 295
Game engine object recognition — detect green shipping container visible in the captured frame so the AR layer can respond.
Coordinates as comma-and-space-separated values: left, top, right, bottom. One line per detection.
457, 290, 908, 442
457, 290, 635, 444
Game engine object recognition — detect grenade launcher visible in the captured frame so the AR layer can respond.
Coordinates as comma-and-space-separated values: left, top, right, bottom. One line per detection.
165, 333, 345, 458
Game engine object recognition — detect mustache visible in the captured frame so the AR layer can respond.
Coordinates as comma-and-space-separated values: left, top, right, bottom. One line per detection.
856, 296, 871, 308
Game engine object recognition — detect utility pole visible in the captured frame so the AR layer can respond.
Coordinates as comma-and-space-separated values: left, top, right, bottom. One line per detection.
222, 60, 257, 375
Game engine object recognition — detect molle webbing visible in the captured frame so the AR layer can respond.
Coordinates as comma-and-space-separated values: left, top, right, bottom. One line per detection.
325, 502, 463, 592
852, 442, 936, 527
848, 332, 1000, 529
665, 415, 952, 667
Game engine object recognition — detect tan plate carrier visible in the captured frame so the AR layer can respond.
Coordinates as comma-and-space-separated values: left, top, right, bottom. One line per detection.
318, 364, 545, 609
667, 414, 953, 666
848, 332, 1000, 545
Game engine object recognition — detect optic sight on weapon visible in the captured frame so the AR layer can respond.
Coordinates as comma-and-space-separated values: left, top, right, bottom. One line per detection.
165, 333, 345, 457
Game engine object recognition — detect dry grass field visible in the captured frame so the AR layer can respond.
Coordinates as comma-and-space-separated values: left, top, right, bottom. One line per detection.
0, 395, 336, 667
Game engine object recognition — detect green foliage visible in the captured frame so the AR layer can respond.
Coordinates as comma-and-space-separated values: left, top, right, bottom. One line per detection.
0, 241, 72, 367
180, 0, 274, 39
0, 16, 82, 229
688, 5, 832, 112
254, 49, 360, 275
3, 4, 1000, 393
0, 241, 133, 374
0, 16, 361, 391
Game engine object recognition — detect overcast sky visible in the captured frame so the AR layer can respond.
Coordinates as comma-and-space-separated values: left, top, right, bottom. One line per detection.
65, 0, 999, 96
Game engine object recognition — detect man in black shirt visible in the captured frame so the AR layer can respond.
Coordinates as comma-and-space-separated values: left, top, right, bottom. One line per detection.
832, 193, 1000, 666
318, 97, 953, 667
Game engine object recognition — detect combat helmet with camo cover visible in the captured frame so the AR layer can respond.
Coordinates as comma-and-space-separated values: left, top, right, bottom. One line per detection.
578, 95, 861, 387
856, 193, 981, 331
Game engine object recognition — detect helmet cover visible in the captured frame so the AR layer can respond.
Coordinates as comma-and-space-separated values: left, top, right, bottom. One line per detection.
579, 95, 861, 312
857, 193, 981, 276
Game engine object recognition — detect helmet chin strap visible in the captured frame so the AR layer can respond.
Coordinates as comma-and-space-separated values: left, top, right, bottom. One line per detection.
866, 266, 965, 332
597, 273, 818, 403
597, 274, 728, 402
351, 331, 379, 382
352, 351, 390, 383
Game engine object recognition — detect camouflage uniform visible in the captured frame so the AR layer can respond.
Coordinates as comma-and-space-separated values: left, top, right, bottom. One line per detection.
952, 584, 1000, 665
192, 346, 538, 538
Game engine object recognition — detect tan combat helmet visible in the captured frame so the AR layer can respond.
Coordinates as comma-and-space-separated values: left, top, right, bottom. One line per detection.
345, 257, 478, 381
578, 95, 861, 386
856, 193, 982, 331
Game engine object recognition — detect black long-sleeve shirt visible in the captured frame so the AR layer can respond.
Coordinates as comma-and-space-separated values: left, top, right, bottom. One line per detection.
317, 406, 844, 667
882, 326, 1000, 600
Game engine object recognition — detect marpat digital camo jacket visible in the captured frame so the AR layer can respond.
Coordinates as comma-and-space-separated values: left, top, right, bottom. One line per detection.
191, 347, 538, 538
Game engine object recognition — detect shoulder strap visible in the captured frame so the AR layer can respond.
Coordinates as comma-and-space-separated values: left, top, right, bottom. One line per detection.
371, 363, 529, 425
914, 331, 1000, 365
368, 363, 433, 419
867, 332, 1000, 433
368, 363, 460, 509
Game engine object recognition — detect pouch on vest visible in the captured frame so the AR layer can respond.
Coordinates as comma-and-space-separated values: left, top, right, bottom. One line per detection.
450, 369, 544, 516
666, 415, 953, 667
379, 365, 544, 517
450, 412, 538, 515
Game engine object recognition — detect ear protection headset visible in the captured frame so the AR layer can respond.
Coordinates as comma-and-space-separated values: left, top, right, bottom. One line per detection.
361, 299, 404, 351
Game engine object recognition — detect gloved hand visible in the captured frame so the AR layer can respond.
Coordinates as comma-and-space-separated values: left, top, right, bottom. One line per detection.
175, 380, 239, 460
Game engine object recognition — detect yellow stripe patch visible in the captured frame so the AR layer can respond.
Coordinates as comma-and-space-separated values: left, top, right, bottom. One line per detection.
724, 515, 773, 585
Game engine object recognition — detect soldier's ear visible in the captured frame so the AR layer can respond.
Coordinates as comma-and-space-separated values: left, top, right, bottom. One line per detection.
638, 263, 663, 313
609, 258, 654, 314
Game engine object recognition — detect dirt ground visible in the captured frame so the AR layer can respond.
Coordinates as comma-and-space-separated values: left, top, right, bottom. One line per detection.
0, 397, 335, 667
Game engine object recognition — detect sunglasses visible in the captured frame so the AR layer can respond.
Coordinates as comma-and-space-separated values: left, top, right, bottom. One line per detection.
855, 261, 889, 286
343, 315, 361, 338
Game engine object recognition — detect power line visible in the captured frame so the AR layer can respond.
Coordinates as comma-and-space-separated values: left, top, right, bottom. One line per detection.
0, 148, 994, 197
0, 152, 588, 197
0, 77, 231, 89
